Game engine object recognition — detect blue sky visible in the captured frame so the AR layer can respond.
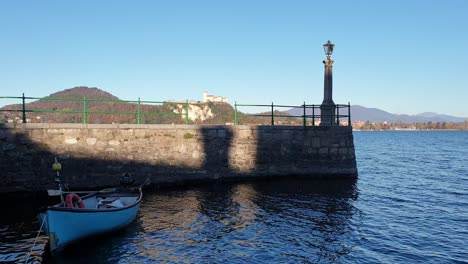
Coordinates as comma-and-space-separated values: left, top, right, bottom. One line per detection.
1, 0, 467, 116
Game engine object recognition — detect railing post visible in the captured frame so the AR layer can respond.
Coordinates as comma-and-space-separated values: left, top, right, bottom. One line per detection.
303, 102, 306, 127
234, 101, 238, 125
185, 100, 189, 125
21, 93, 27, 124
83, 97, 87, 124
336, 105, 340, 126
137, 97, 141, 125
312, 104, 315, 126
348, 102, 351, 126
271, 102, 274, 126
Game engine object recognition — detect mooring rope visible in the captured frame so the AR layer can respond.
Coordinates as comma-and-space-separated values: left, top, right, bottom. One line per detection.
24, 214, 47, 264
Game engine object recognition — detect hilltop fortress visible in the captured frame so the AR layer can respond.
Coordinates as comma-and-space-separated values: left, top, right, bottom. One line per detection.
203, 91, 228, 103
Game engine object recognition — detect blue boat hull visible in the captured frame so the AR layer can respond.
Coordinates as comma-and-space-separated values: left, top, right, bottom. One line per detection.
38, 189, 142, 254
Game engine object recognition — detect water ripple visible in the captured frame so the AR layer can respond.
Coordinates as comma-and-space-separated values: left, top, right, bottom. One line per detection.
1, 131, 468, 263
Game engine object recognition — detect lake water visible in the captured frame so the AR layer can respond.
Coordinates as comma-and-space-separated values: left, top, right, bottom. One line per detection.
1, 131, 467, 263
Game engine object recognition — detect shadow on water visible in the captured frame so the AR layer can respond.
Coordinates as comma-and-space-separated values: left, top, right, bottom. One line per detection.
0, 123, 357, 263
250, 179, 358, 262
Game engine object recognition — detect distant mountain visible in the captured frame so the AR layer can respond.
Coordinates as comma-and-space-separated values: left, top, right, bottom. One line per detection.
287, 105, 467, 123
414, 112, 466, 123
26, 86, 119, 111
351, 106, 467, 122
47, 86, 119, 100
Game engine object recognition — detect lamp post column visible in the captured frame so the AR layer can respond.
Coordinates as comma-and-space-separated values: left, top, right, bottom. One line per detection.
320, 41, 336, 126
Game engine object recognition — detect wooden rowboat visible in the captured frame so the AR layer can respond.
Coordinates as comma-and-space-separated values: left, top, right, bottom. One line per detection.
38, 187, 142, 254
37, 159, 145, 254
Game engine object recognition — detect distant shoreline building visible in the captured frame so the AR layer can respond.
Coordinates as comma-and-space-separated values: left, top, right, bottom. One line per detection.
203, 91, 228, 103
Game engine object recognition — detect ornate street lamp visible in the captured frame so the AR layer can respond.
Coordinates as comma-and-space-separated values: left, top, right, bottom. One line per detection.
323, 40, 335, 59
320, 40, 336, 126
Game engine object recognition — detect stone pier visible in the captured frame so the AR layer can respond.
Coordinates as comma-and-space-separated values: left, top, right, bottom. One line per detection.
0, 123, 357, 193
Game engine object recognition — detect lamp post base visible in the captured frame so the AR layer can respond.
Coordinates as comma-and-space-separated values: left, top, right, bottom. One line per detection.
320, 103, 336, 126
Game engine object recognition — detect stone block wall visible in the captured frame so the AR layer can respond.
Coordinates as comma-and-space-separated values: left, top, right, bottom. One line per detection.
0, 123, 357, 192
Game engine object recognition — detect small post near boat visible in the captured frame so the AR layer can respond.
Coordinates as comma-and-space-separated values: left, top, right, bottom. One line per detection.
37, 158, 147, 255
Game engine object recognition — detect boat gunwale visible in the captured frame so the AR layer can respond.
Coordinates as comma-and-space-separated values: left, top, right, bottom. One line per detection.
44, 188, 143, 213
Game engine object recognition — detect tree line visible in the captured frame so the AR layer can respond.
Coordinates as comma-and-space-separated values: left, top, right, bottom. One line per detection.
354, 121, 468, 130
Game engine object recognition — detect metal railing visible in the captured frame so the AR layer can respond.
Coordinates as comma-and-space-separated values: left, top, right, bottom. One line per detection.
1, 93, 351, 126
234, 102, 351, 126
0, 94, 190, 125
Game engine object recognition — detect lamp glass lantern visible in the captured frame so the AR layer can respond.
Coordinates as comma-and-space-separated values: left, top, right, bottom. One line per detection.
323, 40, 335, 57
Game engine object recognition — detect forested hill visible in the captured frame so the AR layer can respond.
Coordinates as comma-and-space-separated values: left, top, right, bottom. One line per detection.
27, 86, 119, 111
47, 86, 119, 101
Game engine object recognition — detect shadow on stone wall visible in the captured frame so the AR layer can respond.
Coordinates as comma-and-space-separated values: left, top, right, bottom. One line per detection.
200, 126, 234, 180
0, 124, 356, 194
254, 125, 357, 178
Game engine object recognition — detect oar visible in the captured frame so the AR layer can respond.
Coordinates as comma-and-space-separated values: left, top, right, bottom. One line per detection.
47, 188, 118, 196
139, 177, 151, 188
47, 178, 150, 196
